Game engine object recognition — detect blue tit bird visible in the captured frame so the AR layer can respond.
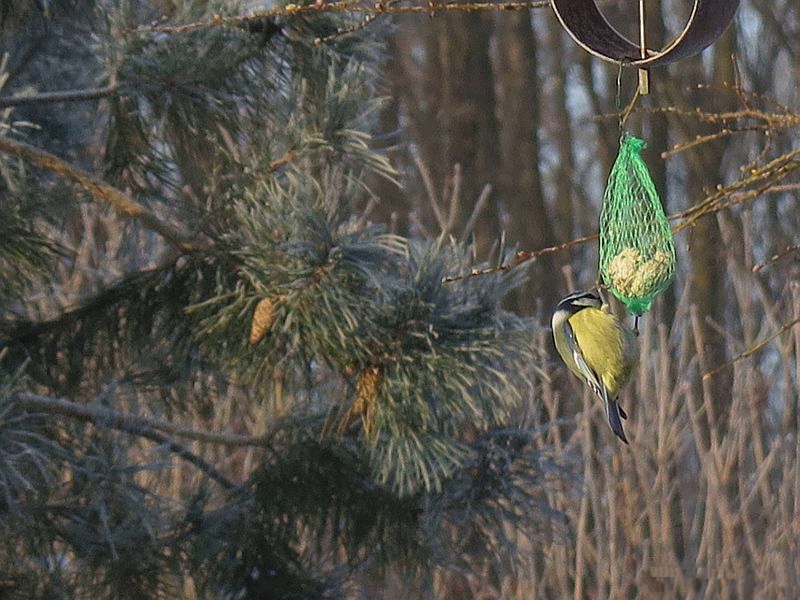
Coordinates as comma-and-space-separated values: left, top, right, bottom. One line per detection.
551, 289, 640, 444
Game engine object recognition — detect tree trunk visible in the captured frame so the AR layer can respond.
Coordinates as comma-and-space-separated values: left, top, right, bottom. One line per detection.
687, 28, 736, 432
493, 13, 558, 312
410, 13, 502, 250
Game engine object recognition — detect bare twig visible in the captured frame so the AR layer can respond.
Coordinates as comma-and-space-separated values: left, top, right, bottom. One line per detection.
413, 154, 444, 232
113, 422, 237, 489
142, 1, 551, 34
752, 243, 800, 273
445, 163, 462, 234
268, 147, 338, 172
442, 232, 596, 282
703, 317, 800, 380
313, 2, 387, 44
269, 150, 295, 171
0, 136, 204, 253
670, 150, 800, 234
461, 183, 492, 242
661, 127, 764, 158
0, 84, 119, 109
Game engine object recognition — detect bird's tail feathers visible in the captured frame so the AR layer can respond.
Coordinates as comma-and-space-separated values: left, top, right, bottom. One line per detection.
604, 395, 629, 444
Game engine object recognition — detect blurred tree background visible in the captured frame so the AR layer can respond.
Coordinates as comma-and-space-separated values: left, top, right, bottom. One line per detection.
0, 0, 799, 598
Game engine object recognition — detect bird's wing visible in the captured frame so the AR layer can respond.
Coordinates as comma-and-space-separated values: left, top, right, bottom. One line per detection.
564, 321, 605, 400
565, 321, 629, 443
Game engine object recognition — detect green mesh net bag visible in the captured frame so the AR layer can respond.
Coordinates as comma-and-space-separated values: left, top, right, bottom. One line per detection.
599, 133, 676, 314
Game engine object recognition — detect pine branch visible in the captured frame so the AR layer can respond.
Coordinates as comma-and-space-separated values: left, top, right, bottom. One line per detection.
12, 393, 269, 447
0, 254, 183, 341
113, 422, 237, 490
0, 136, 206, 253
0, 85, 119, 108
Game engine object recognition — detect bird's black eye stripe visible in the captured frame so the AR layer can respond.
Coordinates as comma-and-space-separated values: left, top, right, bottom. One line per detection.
572, 292, 599, 304
555, 290, 600, 313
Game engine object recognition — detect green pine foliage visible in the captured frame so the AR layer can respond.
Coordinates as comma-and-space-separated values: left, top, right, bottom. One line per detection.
0, 119, 62, 308
0, 1, 566, 597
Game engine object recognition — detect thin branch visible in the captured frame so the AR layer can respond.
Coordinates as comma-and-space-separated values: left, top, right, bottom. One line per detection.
661, 127, 764, 158
315, 14, 379, 44
703, 317, 800, 380
12, 393, 270, 447
0, 85, 119, 109
0, 255, 182, 347
461, 183, 492, 242
752, 243, 800, 273
670, 151, 800, 234
413, 153, 444, 232
269, 150, 295, 171
142, 1, 551, 34
442, 233, 597, 282
267, 147, 338, 172
113, 421, 237, 490
764, 183, 800, 193
445, 163, 462, 234
0, 136, 205, 253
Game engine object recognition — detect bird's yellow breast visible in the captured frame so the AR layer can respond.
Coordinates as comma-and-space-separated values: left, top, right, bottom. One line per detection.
567, 307, 638, 394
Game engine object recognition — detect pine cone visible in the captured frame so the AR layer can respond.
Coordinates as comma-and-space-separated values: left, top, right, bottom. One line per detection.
354, 366, 382, 441
335, 366, 382, 441
249, 297, 281, 345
